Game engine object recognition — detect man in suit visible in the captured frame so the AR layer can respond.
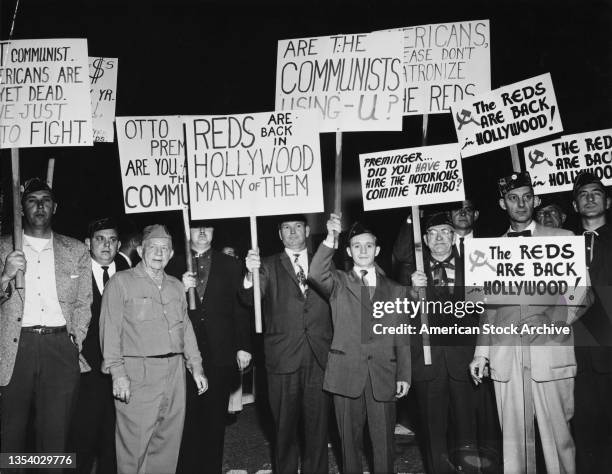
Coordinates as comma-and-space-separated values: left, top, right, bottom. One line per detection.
450, 199, 480, 258
243, 214, 332, 474
309, 214, 410, 474
570, 171, 612, 473
0, 178, 92, 460
410, 212, 480, 473
116, 225, 141, 268
470, 172, 577, 473
71, 217, 129, 474
168, 220, 251, 474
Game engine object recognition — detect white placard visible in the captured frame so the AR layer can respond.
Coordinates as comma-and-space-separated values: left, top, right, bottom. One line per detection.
359, 143, 464, 211
184, 111, 323, 219
525, 129, 612, 195
116, 116, 187, 214
275, 31, 405, 132
465, 236, 587, 305
400, 20, 491, 115
452, 73, 563, 158
0, 38, 93, 148
89, 57, 117, 142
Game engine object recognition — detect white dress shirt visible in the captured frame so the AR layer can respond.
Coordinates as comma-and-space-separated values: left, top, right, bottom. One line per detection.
91, 259, 117, 294
22, 234, 66, 327
506, 220, 537, 236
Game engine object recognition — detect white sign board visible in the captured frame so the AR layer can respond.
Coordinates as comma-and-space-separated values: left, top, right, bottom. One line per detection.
275, 31, 405, 132
524, 128, 612, 195
400, 20, 491, 115
452, 73, 563, 158
0, 38, 93, 148
89, 57, 117, 142
184, 111, 324, 219
116, 116, 187, 214
464, 236, 587, 305
359, 143, 464, 211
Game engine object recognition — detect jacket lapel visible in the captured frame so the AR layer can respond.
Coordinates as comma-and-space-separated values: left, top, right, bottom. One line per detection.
346, 269, 372, 311
280, 252, 301, 291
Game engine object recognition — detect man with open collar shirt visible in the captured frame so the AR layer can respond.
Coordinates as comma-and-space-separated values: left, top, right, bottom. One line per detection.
309, 214, 410, 474
469, 172, 577, 473
242, 214, 332, 474
570, 171, 612, 473
100, 224, 207, 474
0, 178, 92, 463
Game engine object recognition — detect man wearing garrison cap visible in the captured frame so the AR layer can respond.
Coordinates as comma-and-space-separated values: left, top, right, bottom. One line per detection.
309, 213, 410, 473
469, 172, 577, 473
100, 224, 207, 474
0, 178, 92, 462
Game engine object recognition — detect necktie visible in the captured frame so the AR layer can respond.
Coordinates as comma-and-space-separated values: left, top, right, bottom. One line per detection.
101, 266, 109, 287
360, 269, 375, 300
583, 231, 596, 265
293, 254, 307, 292
431, 256, 454, 286
507, 230, 532, 237
459, 237, 465, 259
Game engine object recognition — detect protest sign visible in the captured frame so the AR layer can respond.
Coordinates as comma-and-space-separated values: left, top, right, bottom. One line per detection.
275, 31, 405, 132
0, 38, 93, 148
184, 111, 323, 219
116, 116, 187, 214
359, 143, 464, 211
400, 20, 490, 115
89, 57, 117, 142
524, 128, 612, 195
451, 73, 563, 158
464, 236, 586, 305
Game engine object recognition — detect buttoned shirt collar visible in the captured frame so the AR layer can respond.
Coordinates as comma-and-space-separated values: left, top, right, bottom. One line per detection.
91, 259, 116, 294
285, 247, 309, 275
354, 266, 377, 287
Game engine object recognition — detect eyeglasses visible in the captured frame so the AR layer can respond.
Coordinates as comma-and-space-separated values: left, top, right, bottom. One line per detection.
451, 206, 475, 214
426, 228, 454, 239
535, 209, 561, 218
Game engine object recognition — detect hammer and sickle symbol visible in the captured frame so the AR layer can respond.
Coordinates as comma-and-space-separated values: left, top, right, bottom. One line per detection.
469, 250, 496, 272
456, 109, 480, 130
528, 149, 553, 169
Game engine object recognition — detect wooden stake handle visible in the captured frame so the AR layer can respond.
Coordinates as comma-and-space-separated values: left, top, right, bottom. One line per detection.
11, 149, 24, 289
250, 216, 262, 333
181, 207, 197, 310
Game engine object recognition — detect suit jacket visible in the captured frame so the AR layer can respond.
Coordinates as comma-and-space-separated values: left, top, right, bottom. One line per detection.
574, 223, 612, 373
0, 233, 92, 385
239, 250, 332, 374
309, 243, 410, 401
166, 250, 251, 369
474, 223, 577, 382
411, 247, 478, 382
81, 257, 129, 372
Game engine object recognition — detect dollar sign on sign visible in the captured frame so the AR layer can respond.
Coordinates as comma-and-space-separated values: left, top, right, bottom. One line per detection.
90, 58, 105, 85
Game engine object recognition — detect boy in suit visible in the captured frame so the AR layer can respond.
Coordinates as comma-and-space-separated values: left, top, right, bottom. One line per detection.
309, 213, 410, 474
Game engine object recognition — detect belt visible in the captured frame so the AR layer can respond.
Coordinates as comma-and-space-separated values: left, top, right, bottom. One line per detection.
22, 325, 67, 335
147, 352, 181, 358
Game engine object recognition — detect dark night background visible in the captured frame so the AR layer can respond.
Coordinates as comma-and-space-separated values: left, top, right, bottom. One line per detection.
1, 0, 611, 270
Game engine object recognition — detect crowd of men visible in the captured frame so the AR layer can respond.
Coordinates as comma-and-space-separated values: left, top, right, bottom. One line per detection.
0, 169, 610, 474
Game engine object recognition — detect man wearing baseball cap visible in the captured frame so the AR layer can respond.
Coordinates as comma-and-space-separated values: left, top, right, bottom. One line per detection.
0, 178, 92, 462
100, 224, 207, 474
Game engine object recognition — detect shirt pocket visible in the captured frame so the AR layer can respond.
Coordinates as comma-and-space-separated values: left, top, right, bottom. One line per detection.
128, 297, 155, 322
164, 297, 185, 328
